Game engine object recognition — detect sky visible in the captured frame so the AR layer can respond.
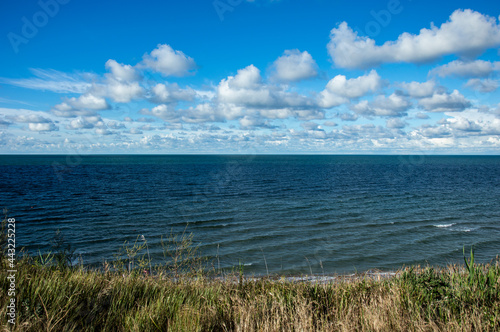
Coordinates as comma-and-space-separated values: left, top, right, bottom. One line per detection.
1, 0, 500, 154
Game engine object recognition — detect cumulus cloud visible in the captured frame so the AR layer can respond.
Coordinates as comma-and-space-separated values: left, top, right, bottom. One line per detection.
149, 83, 196, 104
328, 9, 500, 69
140, 104, 178, 122
104, 80, 143, 103
350, 93, 411, 118
105, 59, 141, 82
95, 128, 112, 135
129, 127, 143, 135
178, 103, 227, 123
70, 94, 110, 110
318, 70, 383, 108
386, 118, 407, 129
106, 121, 126, 129
446, 118, 482, 132
418, 125, 452, 138
323, 121, 338, 127
300, 122, 323, 131
217, 65, 321, 120
218, 65, 272, 107
6, 112, 56, 132
51, 102, 97, 118
341, 124, 396, 139
415, 112, 430, 119
28, 123, 58, 132
418, 90, 471, 112
465, 78, 499, 93
142, 44, 197, 76
400, 80, 437, 98
414, 109, 500, 140
270, 50, 318, 82
432, 60, 500, 78
338, 112, 359, 121
67, 117, 95, 130
239, 116, 277, 129
10, 114, 52, 123
100, 60, 145, 102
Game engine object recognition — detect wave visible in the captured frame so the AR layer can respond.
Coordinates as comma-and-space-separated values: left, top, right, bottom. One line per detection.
433, 223, 456, 228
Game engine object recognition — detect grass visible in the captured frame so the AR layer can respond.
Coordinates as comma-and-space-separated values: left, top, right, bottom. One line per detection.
1, 214, 500, 331
1, 259, 499, 331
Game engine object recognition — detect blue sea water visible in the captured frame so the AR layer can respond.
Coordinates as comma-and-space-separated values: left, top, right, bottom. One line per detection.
1, 154, 500, 275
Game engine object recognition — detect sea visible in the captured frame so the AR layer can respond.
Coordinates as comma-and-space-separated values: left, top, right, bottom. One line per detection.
1, 154, 499, 276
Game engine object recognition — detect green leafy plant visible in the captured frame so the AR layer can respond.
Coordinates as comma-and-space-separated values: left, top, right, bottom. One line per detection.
51, 229, 75, 269
159, 228, 206, 279
463, 245, 476, 285
113, 235, 147, 274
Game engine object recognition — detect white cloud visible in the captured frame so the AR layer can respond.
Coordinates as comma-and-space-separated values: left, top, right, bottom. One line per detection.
51, 102, 97, 118
105, 59, 141, 82
418, 90, 471, 112
239, 116, 276, 129
415, 112, 430, 119
341, 124, 396, 139
129, 127, 143, 135
217, 65, 319, 115
4, 110, 57, 132
142, 44, 197, 76
465, 78, 499, 93
350, 93, 411, 118
100, 60, 145, 102
178, 103, 227, 123
4, 109, 58, 132
150, 83, 196, 104
10, 114, 52, 123
323, 121, 337, 127
318, 70, 383, 108
447, 109, 500, 134
68, 117, 95, 130
386, 118, 407, 129
106, 121, 126, 129
104, 80, 143, 103
62, 94, 111, 111
28, 123, 58, 132
338, 112, 358, 121
271, 50, 318, 82
300, 122, 323, 131
228, 64, 262, 89
95, 128, 112, 135
432, 60, 500, 78
218, 65, 273, 107
400, 80, 437, 98
0, 69, 93, 93
414, 109, 500, 140
447, 117, 482, 132
328, 9, 500, 69
418, 125, 452, 138
140, 104, 178, 122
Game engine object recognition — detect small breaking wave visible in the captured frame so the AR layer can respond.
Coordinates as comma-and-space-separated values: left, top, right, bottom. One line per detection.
433, 223, 456, 228
454, 226, 479, 233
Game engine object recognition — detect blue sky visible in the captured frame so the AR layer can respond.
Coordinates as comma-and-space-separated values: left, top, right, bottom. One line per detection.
1, 0, 500, 154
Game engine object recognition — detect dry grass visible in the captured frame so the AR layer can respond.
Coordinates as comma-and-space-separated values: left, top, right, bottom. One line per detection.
1, 259, 499, 331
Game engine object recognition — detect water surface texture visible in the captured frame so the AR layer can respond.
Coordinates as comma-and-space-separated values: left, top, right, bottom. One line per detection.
1, 155, 499, 275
